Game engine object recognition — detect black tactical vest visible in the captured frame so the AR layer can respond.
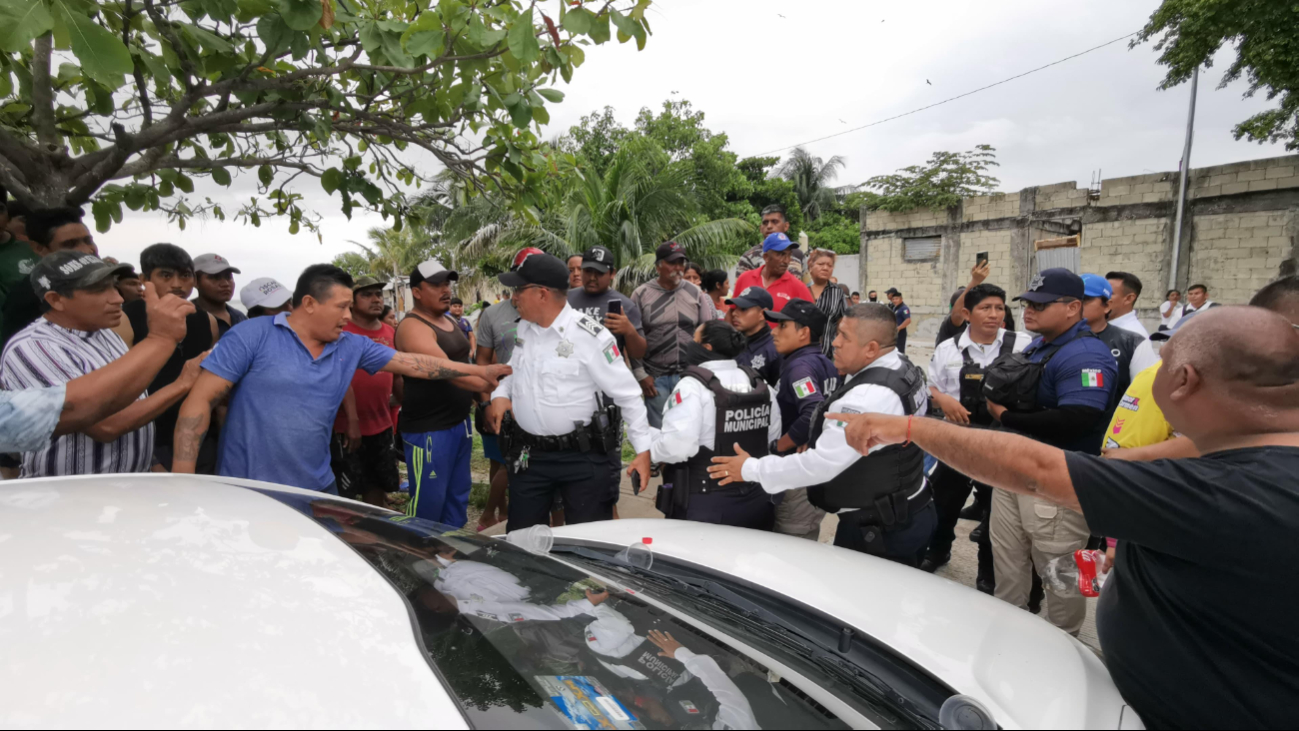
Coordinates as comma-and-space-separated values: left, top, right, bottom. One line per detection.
660, 365, 771, 517
959, 336, 1020, 426
591, 638, 720, 723
806, 358, 927, 514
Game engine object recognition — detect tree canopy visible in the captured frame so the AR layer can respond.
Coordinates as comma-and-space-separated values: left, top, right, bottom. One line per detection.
862, 145, 1000, 212
0, 0, 652, 234
1137, 0, 1299, 149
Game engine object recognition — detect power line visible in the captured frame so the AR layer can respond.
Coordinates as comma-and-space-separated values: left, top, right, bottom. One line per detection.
754, 30, 1142, 157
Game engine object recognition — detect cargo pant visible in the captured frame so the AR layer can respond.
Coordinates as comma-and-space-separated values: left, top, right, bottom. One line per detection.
990, 488, 1091, 635
773, 488, 826, 541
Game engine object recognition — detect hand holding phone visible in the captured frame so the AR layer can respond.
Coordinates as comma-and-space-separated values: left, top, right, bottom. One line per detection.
607, 300, 623, 316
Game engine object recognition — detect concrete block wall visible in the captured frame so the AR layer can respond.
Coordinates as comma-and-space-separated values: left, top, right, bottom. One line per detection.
864, 236, 945, 309
1189, 158, 1299, 198
1036, 182, 1092, 210
962, 192, 1019, 223
1098, 171, 1177, 206
1189, 211, 1295, 304
1080, 219, 1170, 291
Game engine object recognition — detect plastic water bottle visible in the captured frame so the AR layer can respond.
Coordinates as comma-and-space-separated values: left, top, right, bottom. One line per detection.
1044, 549, 1109, 597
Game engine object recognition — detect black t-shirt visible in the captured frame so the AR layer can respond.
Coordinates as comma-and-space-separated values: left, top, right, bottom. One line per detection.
124, 298, 216, 448
398, 313, 474, 433
0, 279, 41, 351
1067, 447, 1299, 729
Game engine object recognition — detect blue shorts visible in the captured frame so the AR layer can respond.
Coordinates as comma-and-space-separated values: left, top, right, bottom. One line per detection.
402, 419, 473, 528
482, 433, 504, 464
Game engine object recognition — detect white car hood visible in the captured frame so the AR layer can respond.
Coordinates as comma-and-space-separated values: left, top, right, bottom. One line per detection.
552, 518, 1132, 730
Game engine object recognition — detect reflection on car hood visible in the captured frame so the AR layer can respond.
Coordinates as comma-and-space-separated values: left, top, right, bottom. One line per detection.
551, 519, 1129, 730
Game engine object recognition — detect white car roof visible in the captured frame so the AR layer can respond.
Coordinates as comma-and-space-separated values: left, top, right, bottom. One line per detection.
552, 519, 1130, 731
0, 474, 465, 728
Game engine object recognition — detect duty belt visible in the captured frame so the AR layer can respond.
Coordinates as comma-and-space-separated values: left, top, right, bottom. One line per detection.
513, 426, 602, 454
839, 480, 931, 527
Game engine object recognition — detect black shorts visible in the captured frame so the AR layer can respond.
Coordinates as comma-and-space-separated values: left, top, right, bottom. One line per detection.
331, 428, 399, 500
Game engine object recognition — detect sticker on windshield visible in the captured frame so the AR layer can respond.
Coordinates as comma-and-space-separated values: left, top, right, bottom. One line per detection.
536, 675, 641, 730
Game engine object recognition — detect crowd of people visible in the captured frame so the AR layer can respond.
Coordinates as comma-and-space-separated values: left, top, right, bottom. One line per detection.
0, 189, 1296, 728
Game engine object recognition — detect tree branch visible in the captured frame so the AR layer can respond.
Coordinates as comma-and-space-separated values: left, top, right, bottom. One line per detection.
113, 154, 327, 180
31, 33, 58, 149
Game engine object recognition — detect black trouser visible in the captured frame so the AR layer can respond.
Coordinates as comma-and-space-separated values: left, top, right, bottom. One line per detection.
506, 449, 621, 532
928, 462, 995, 583
834, 501, 937, 568
666, 485, 775, 530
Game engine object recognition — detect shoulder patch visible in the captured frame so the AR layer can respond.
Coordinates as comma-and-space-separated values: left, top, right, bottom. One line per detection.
575, 314, 606, 338
793, 377, 817, 398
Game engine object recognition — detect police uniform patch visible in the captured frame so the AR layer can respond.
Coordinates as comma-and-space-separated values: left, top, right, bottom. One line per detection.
1081, 369, 1105, 388
576, 315, 606, 338
602, 342, 620, 363
830, 406, 859, 428
750, 353, 766, 369
793, 377, 817, 398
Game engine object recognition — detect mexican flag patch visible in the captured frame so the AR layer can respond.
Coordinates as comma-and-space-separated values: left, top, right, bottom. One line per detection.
667, 391, 682, 410
603, 343, 621, 363
793, 377, 817, 398
1081, 369, 1105, 388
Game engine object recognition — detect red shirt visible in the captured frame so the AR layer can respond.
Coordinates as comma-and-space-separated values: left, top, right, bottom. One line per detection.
732, 267, 813, 327
333, 321, 397, 436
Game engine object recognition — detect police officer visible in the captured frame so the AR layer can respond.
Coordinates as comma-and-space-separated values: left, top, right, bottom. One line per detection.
727, 286, 782, 387
983, 268, 1117, 635
708, 304, 936, 567
649, 320, 781, 529
921, 283, 1032, 583
486, 254, 652, 531
1079, 273, 1159, 419
768, 300, 838, 540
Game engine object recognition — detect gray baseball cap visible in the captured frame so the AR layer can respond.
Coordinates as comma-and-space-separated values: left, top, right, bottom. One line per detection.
193, 253, 241, 275
30, 251, 134, 299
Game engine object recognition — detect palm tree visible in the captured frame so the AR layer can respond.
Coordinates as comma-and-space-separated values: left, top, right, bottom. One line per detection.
775, 147, 852, 221
332, 225, 438, 283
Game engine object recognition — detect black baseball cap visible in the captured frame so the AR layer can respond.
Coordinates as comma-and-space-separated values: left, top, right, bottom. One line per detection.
30, 251, 134, 299
655, 241, 687, 263
498, 252, 570, 290
885, 287, 901, 296
410, 259, 457, 287
581, 246, 615, 273
1015, 267, 1085, 304
725, 285, 773, 310
765, 299, 828, 340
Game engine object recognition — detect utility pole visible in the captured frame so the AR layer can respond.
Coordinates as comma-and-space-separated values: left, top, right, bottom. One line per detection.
1169, 66, 1199, 292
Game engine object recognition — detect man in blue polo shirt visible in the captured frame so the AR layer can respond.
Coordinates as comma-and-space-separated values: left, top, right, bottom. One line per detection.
985, 267, 1117, 634
171, 264, 510, 493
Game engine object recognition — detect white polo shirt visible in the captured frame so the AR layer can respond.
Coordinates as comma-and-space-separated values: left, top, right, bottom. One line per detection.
1109, 310, 1151, 340
927, 328, 1033, 399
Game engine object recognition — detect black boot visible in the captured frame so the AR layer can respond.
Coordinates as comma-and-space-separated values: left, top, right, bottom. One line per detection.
919, 552, 950, 573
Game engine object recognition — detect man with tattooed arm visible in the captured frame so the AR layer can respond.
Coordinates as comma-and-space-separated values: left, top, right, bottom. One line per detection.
172, 264, 510, 494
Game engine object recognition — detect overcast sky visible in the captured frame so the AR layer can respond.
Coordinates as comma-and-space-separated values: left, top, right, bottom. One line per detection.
99, 0, 1288, 294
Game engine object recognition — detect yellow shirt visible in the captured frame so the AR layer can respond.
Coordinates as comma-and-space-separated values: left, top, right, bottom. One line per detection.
1103, 362, 1174, 450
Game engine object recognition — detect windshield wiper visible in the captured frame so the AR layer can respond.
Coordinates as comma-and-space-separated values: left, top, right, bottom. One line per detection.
550, 544, 936, 729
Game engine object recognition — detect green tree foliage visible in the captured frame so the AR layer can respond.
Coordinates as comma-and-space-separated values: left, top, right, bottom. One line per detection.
557, 106, 628, 179
1137, 0, 1299, 149
634, 99, 751, 221
735, 155, 804, 234
775, 147, 850, 221
803, 212, 858, 254
0, 0, 652, 234
331, 224, 437, 281
863, 145, 1000, 212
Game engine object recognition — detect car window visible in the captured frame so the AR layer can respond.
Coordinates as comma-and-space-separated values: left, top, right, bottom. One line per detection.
260, 491, 852, 731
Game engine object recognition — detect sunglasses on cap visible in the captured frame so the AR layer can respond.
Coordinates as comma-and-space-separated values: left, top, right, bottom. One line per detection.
1024, 298, 1077, 312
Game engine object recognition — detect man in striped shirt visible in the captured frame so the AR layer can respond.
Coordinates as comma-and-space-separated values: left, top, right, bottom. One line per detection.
1, 252, 206, 477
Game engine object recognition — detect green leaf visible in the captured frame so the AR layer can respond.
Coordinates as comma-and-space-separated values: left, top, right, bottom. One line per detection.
185, 25, 234, 54
405, 27, 444, 57
63, 9, 133, 89
507, 7, 540, 64
609, 9, 637, 38
256, 14, 292, 52
508, 98, 532, 129
343, 155, 361, 170
0, 0, 55, 54
289, 219, 299, 234
124, 186, 147, 211
321, 167, 343, 194
175, 173, 194, 194
536, 88, 564, 103
210, 167, 232, 186
258, 164, 273, 186
0, 69, 10, 98
277, 0, 321, 31
588, 11, 610, 45
561, 7, 593, 35
358, 20, 382, 53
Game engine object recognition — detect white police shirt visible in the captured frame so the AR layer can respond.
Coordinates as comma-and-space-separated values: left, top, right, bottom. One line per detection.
491, 303, 651, 453
1109, 311, 1151, 340
740, 350, 927, 495
456, 596, 599, 623
927, 328, 1033, 399
1126, 337, 1160, 382
413, 558, 531, 603
649, 359, 781, 465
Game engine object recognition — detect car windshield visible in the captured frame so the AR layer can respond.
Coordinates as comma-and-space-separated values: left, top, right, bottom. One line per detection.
262, 491, 852, 731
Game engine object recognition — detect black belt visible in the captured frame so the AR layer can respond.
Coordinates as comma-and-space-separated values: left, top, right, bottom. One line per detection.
839, 481, 932, 529
512, 424, 603, 454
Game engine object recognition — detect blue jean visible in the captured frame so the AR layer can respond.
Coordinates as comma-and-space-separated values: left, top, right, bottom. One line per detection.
645, 374, 682, 429
402, 419, 473, 528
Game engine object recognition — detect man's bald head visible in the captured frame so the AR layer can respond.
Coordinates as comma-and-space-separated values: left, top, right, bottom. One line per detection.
1250, 276, 1299, 326
841, 303, 897, 347
1160, 307, 1299, 424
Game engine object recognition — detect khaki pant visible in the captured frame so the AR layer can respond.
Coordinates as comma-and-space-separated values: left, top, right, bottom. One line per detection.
774, 488, 825, 541
990, 488, 1091, 635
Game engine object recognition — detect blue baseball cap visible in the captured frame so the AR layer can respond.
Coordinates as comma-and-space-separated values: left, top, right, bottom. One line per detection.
1015, 268, 1085, 304
725, 286, 774, 310
1080, 273, 1113, 299
762, 232, 797, 253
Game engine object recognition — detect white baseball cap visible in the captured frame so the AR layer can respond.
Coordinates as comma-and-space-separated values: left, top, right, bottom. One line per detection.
193, 253, 241, 275
240, 277, 291, 310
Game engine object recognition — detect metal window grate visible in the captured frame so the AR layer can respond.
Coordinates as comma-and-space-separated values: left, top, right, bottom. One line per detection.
902, 236, 941, 263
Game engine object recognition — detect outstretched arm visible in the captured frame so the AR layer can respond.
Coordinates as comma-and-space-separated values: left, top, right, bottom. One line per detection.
84, 353, 207, 443
382, 352, 510, 390
172, 372, 235, 474
828, 411, 1080, 512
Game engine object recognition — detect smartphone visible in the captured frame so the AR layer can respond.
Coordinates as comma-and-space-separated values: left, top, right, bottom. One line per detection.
976, 251, 989, 267
607, 300, 623, 316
